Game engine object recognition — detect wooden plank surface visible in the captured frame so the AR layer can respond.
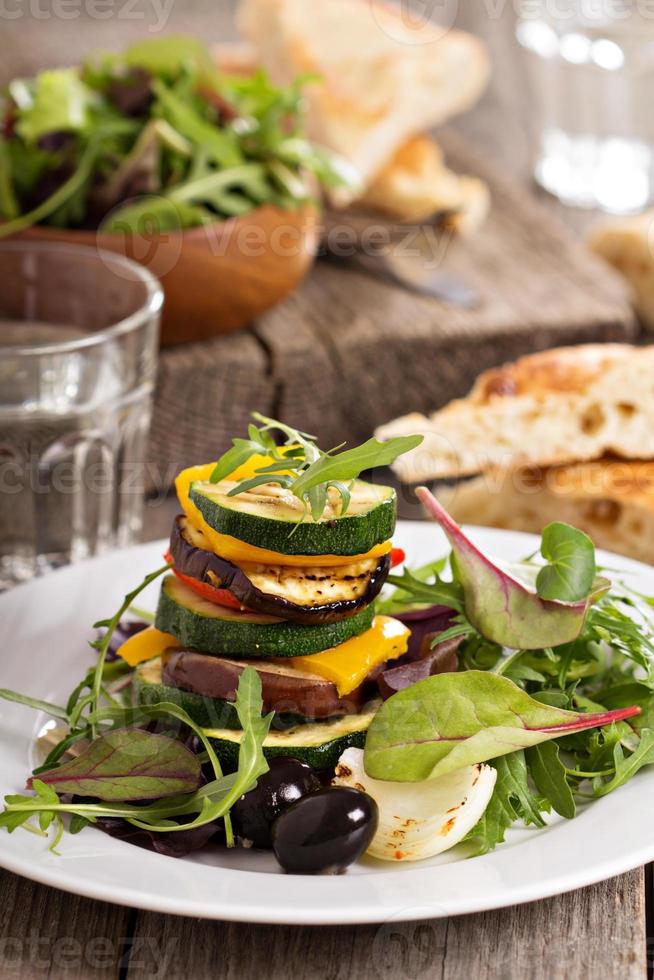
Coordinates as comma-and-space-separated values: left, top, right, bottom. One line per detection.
0, 2, 649, 978
0, 871, 131, 978
255, 127, 635, 450
122, 871, 646, 980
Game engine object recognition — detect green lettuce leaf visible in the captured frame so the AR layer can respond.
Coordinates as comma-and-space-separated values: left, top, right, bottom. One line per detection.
16, 69, 93, 144
363, 671, 640, 781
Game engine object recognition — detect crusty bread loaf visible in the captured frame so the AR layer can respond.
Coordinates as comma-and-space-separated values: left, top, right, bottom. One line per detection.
376, 344, 654, 482
589, 213, 654, 333
237, 0, 490, 203
355, 135, 490, 231
439, 460, 654, 565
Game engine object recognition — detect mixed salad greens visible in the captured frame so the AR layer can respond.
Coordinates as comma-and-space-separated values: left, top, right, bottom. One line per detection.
0, 36, 351, 237
1, 415, 654, 873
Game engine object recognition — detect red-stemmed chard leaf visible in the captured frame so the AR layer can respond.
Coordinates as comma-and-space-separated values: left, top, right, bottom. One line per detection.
28, 729, 201, 802
416, 487, 610, 649
364, 670, 640, 781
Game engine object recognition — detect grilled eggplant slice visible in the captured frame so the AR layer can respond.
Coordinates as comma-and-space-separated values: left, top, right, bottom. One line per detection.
170, 516, 390, 625
162, 650, 364, 720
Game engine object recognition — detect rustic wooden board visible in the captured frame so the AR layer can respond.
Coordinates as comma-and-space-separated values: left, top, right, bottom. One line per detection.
148, 328, 276, 492
0, 871, 131, 978
121, 870, 645, 980
148, 129, 636, 481
253, 129, 637, 451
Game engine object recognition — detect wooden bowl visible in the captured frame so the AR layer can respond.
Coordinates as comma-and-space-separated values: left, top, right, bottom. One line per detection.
18, 203, 319, 347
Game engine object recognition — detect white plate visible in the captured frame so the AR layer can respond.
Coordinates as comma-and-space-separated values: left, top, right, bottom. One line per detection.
1, 521, 653, 925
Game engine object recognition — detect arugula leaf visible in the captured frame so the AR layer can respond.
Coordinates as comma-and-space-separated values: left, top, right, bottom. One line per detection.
592, 728, 654, 797
536, 523, 597, 602
29, 729, 201, 802
87, 563, 171, 737
364, 671, 641, 782
0, 139, 96, 238
383, 566, 464, 613
526, 741, 576, 819
233, 666, 273, 799
376, 556, 450, 615
292, 436, 423, 500
0, 689, 68, 721
0, 671, 271, 849
209, 413, 423, 523
464, 752, 547, 855
152, 79, 243, 169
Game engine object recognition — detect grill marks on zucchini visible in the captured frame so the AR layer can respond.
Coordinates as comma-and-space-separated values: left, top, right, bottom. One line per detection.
172, 516, 391, 624
203, 707, 379, 771
189, 478, 396, 556
155, 575, 375, 657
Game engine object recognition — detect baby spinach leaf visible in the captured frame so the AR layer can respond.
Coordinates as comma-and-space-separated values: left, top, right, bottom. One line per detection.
536, 523, 596, 602
363, 671, 640, 782
526, 741, 576, 819
29, 729, 201, 801
415, 488, 609, 649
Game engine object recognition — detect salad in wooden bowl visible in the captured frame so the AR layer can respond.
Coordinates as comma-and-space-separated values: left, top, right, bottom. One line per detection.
0, 37, 349, 345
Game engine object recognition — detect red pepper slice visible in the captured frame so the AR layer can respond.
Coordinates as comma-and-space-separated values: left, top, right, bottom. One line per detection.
390, 548, 406, 568
164, 552, 246, 611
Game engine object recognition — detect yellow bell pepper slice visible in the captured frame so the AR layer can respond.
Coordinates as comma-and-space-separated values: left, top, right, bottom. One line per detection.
116, 626, 180, 667
289, 616, 410, 696
175, 460, 393, 568
175, 456, 285, 517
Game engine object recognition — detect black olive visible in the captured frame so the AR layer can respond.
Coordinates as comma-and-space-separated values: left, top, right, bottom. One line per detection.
271, 787, 378, 874
231, 757, 320, 849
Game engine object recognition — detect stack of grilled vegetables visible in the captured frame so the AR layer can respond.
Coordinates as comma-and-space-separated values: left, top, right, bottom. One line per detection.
116, 429, 415, 771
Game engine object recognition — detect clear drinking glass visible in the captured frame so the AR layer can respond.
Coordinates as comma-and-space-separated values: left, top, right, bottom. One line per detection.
0, 241, 162, 589
516, 0, 654, 212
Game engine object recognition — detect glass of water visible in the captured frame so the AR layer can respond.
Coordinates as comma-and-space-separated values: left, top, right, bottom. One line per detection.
0, 241, 162, 589
516, 0, 654, 212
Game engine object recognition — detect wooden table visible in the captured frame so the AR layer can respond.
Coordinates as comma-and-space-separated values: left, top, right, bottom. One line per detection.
0, 3, 650, 978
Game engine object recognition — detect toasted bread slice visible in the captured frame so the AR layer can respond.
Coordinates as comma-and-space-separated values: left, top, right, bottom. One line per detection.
356, 135, 490, 231
237, 0, 490, 203
589, 212, 654, 332
376, 344, 654, 482
439, 460, 654, 566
